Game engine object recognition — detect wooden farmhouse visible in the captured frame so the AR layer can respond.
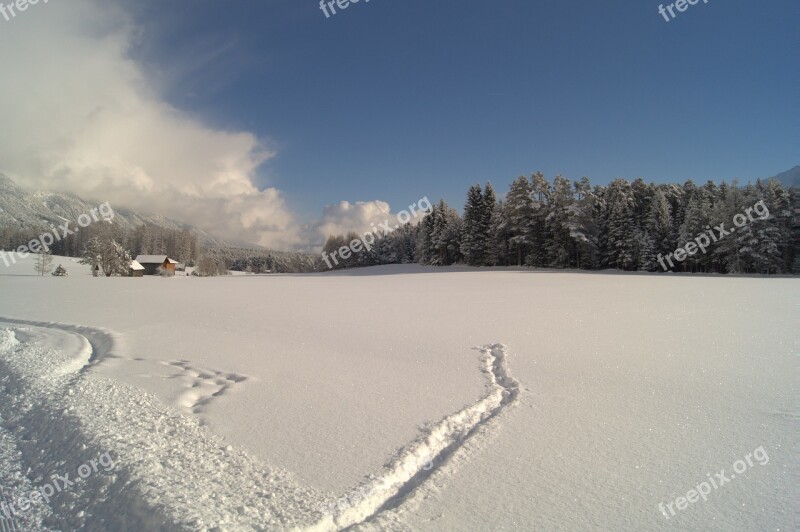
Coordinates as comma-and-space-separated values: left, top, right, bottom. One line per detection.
134, 255, 178, 276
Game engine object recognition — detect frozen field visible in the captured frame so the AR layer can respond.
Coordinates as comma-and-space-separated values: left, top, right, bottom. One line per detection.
0, 257, 796, 530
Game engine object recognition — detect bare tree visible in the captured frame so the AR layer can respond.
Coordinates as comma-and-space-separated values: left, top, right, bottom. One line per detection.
33, 249, 54, 276
196, 255, 227, 277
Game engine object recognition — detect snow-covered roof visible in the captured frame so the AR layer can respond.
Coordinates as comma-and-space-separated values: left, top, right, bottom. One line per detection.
167, 258, 178, 264
129, 260, 145, 271
135, 255, 169, 264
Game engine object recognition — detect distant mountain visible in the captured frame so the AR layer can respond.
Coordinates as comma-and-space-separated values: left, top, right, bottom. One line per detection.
0, 173, 255, 249
771, 166, 800, 188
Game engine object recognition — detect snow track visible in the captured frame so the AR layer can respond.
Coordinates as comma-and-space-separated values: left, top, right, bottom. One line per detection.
0, 318, 521, 530
312, 344, 520, 531
0, 317, 116, 373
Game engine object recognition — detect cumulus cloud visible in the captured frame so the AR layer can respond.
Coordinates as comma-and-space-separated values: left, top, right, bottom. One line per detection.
0, 0, 306, 249
309, 200, 393, 240
301, 198, 432, 251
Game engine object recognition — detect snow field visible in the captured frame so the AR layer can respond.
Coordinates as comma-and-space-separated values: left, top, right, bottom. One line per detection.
0, 256, 797, 530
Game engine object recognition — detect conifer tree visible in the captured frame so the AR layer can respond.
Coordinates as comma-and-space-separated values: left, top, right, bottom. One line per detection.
505, 176, 534, 266
460, 185, 487, 266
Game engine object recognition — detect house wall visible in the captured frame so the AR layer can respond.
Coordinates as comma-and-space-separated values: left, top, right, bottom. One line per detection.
140, 260, 176, 275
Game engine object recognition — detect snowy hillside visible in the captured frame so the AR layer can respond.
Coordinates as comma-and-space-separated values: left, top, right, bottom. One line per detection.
772, 165, 800, 188
0, 174, 249, 250
0, 257, 796, 530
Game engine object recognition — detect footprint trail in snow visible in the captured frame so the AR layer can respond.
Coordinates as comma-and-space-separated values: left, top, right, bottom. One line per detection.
312, 343, 521, 531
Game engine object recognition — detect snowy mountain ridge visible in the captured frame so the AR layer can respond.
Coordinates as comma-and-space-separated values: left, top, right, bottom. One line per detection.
771, 165, 800, 188
0, 173, 258, 250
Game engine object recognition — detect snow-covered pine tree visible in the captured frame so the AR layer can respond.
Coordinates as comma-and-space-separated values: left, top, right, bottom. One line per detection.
638, 228, 658, 271
699, 181, 721, 271
725, 183, 762, 273
743, 179, 783, 274
645, 188, 673, 266
428, 201, 449, 265
488, 201, 511, 266
79, 236, 132, 276
460, 184, 486, 266
545, 175, 574, 268
479, 183, 497, 266
418, 200, 462, 265
762, 178, 794, 273
342, 231, 363, 268
415, 210, 436, 265
109, 241, 133, 277
567, 177, 599, 269
528, 172, 550, 267
714, 181, 744, 273
603, 179, 638, 270
678, 190, 712, 272
322, 234, 348, 269
505, 175, 534, 266
434, 200, 463, 265
374, 230, 397, 266
675, 180, 697, 234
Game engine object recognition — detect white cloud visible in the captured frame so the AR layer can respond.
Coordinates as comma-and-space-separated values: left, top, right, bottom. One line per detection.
301, 198, 432, 251
311, 200, 392, 239
0, 0, 304, 249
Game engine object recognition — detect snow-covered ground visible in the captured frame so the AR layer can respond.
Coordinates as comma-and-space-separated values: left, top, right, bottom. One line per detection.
0, 256, 796, 530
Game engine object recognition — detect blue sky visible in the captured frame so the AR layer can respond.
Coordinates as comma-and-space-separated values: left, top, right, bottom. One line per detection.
126, 0, 798, 217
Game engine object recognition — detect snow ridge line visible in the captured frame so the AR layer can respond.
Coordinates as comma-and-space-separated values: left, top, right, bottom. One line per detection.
313, 343, 520, 531
0, 317, 116, 372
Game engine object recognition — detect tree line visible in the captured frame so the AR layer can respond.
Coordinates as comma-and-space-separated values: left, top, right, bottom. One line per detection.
0, 222, 198, 265
323, 175, 796, 274
1, 216, 323, 276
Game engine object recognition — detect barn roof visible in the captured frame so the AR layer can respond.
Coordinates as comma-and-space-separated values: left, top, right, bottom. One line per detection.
129, 260, 145, 271
135, 255, 170, 264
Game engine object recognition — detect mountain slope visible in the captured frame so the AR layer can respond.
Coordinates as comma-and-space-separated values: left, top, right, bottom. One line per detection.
771, 165, 800, 188
0, 173, 254, 249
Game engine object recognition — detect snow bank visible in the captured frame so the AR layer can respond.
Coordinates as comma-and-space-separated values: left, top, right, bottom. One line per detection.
0, 324, 327, 530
